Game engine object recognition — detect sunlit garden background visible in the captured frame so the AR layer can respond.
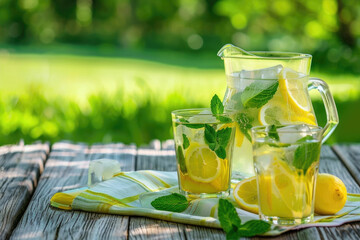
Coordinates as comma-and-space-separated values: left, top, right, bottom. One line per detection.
0, 0, 359, 146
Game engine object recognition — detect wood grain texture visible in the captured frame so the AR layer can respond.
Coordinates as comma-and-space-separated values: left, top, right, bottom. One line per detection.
311, 145, 360, 239
128, 141, 187, 240
0, 142, 49, 240
332, 144, 360, 187
10, 141, 136, 240
319, 145, 360, 193
135, 140, 227, 240
6, 141, 360, 240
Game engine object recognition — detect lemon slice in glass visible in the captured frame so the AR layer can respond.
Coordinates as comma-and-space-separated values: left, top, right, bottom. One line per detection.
185, 143, 221, 183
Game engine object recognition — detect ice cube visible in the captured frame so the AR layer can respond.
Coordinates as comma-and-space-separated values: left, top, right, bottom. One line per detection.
188, 110, 217, 124
192, 129, 205, 144
175, 124, 193, 145
88, 159, 121, 186
239, 64, 283, 80
277, 124, 310, 144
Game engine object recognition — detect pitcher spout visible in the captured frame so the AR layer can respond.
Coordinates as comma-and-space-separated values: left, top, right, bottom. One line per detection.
217, 43, 256, 58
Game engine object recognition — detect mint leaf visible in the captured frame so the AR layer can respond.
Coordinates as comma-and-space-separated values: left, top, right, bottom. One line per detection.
215, 146, 226, 159
236, 113, 253, 142
179, 118, 205, 129
241, 81, 279, 108
176, 146, 187, 173
216, 127, 232, 147
266, 139, 291, 148
296, 135, 314, 143
204, 124, 216, 149
230, 92, 244, 111
218, 199, 241, 233
218, 116, 233, 123
151, 193, 188, 212
182, 134, 190, 149
268, 125, 279, 141
227, 227, 241, 240
237, 220, 271, 237
218, 199, 270, 238
293, 138, 321, 173
210, 94, 233, 124
204, 125, 233, 159
211, 94, 224, 115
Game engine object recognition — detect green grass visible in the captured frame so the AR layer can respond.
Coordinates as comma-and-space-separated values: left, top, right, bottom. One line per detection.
0, 52, 359, 145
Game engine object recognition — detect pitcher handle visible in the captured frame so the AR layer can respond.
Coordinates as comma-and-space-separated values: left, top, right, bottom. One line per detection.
308, 78, 339, 143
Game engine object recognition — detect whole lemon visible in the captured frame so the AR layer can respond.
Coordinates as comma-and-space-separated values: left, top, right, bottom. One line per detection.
315, 173, 347, 215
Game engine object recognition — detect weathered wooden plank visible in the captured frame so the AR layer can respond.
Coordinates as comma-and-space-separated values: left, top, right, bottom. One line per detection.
319, 145, 360, 193
332, 144, 360, 187
0, 142, 49, 240
311, 145, 360, 239
128, 140, 186, 240
10, 141, 136, 240
134, 143, 360, 240
129, 217, 186, 240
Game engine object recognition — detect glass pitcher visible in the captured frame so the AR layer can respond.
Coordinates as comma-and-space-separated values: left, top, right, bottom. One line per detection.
218, 44, 339, 179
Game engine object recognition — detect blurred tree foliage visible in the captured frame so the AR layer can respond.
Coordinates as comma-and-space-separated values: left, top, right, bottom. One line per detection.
0, 0, 359, 73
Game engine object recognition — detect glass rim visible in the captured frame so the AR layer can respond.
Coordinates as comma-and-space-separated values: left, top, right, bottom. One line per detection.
221, 51, 312, 60
251, 124, 323, 134
171, 108, 235, 117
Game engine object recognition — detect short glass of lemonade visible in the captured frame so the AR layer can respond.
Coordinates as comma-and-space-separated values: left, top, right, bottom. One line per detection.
251, 124, 323, 225
172, 108, 236, 198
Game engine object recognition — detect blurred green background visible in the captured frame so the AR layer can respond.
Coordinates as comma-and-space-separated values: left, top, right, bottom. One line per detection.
0, 0, 359, 146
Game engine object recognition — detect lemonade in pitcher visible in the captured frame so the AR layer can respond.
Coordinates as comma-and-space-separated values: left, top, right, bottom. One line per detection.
218, 44, 339, 179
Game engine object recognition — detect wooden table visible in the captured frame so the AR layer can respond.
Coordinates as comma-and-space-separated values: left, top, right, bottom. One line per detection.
1, 140, 360, 239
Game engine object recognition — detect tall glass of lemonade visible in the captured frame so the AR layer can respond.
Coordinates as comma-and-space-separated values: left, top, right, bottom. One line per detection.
172, 109, 236, 198
252, 124, 323, 225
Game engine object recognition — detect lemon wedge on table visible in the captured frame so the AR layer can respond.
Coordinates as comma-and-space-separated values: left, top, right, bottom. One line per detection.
233, 176, 259, 214
185, 143, 221, 183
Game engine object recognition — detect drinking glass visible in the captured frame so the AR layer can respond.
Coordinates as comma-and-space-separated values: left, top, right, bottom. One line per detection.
172, 108, 236, 198
251, 124, 323, 225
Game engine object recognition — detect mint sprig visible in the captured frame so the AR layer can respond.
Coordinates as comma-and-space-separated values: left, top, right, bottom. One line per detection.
211, 94, 224, 115
204, 124, 232, 159
210, 95, 233, 123
293, 135, 321, 173
236, 113, 253, 142
218, 199, 241, 233
218, 199, 270, 239
182, 134, 190, 149
241, 81, 279, 108
151, 193, 188, 212
176, 146, 187, 173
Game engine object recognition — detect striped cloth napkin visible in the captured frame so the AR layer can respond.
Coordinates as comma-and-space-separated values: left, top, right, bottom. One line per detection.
50, 170, 360, 236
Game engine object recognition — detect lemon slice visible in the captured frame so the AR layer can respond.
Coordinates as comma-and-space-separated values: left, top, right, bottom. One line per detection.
233, 176, 259, 214
234, 124, 245, 147
279, 68, 316, 116
258, 103, 292, 125
258, 99, 316, 126
185, 143, 221, 183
